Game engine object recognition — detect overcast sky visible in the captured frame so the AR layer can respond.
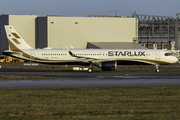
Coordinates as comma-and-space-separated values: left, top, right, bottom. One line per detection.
0, 0, 179, 17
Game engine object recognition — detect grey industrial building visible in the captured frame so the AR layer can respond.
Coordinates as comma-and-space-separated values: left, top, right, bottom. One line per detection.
36, 16, 139, 49
0, 14, 141, 55
132, 14, 180, 50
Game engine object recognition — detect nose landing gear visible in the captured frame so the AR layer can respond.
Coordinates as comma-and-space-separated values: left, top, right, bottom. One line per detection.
155, 65, 159, 73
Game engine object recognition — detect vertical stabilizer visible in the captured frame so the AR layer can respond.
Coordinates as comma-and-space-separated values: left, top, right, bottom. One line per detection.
4, 25, 33, 51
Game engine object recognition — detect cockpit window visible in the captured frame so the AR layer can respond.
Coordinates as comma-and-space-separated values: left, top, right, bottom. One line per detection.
165, 53, 172, 56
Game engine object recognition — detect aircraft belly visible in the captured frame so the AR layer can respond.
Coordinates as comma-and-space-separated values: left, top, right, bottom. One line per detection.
113, 57, 169, 65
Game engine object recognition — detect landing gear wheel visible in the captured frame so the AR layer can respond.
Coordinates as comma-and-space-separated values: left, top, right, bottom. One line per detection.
155, 65, 159, 73
88, 68, 93, 73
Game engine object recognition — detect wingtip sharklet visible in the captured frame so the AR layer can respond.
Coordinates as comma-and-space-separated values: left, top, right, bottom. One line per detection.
68, 50, 76, 57
66, 46, 76, 57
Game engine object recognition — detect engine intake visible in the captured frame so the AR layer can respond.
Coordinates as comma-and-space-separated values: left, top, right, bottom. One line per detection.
99, 61, 117, 71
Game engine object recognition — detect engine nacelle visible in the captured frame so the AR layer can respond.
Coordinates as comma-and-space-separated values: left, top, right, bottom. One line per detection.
99, 61, 117, 71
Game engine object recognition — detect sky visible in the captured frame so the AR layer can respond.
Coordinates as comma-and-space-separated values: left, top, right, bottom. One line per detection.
0, 0, 180, 17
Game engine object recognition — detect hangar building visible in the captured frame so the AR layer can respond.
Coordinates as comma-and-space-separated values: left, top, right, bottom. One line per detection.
36, 16, 139, 49
0, 14, 140, 55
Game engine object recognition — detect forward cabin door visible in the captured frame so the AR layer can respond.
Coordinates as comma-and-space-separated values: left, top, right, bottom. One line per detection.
155, 50, 160, 59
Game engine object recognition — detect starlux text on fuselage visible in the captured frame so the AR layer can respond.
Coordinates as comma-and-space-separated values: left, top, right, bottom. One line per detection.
108, 51, 146, 56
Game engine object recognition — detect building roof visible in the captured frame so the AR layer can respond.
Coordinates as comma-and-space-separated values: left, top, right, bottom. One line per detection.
87, 42, 147, 49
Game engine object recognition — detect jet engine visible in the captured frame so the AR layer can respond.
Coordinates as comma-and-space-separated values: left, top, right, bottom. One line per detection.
99, 61, 117, 71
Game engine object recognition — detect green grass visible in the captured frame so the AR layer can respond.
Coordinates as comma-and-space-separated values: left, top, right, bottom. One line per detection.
0, 76, 55, 80
0, 87, 180, 119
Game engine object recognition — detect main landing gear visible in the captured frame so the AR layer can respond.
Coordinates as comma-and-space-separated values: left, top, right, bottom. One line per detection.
88, 63, 94, 73
88, 68, 93, 73
155, 64, 159, 73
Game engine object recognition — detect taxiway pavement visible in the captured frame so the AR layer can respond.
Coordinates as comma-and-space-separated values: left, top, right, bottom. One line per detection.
0, 69, 180, 89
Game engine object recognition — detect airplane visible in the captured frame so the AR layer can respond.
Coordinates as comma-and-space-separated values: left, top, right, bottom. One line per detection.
3, 25, 178, 73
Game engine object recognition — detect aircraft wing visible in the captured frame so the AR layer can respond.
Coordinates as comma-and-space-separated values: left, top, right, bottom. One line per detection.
68, 50, 108, 64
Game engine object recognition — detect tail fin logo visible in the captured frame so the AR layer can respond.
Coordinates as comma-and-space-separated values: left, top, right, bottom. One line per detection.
12, 33, 21, 38
5, 25, 33, 50
12, 38, 21, 44
11, 32, 21, 44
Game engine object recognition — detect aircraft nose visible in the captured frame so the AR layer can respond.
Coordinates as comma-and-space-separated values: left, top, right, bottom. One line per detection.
173, 57, 178, 63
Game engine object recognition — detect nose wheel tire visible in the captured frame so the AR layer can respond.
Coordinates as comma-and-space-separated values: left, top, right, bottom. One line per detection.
155, 65, 159, 73
156, 69, 159, 73
88, 68, 93, 73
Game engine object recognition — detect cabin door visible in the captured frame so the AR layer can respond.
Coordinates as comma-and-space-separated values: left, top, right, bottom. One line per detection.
98, 52, 105, 59
155, 50, 160, 59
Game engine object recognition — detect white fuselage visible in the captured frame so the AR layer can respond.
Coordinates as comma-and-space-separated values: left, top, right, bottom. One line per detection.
12, 48, 178, 65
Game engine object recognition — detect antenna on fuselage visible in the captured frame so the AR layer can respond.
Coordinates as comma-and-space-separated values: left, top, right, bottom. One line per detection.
70, 45, 74, 49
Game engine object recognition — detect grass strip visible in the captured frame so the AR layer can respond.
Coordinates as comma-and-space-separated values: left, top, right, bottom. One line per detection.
0, 76, 55, 80
0, 87, 180, 119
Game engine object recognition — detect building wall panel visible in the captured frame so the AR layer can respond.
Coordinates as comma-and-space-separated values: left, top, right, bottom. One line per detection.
47, 17, 137, 48
9, 15, 37, 48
